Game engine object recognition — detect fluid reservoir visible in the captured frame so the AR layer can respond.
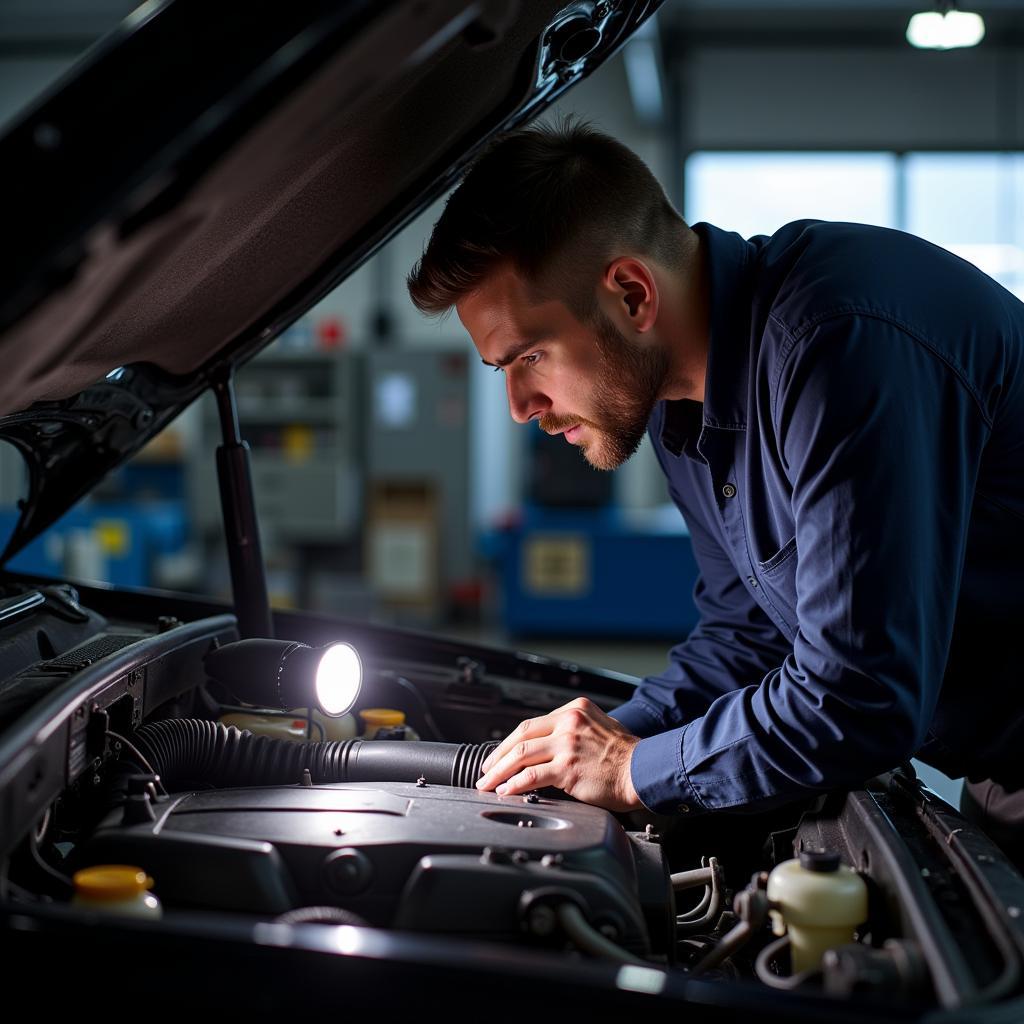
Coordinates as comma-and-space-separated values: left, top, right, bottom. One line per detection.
72, 865, 162, 918
220, 710, 357, 743
766, 850, 867, 974
359, 707, 419, 740
313, 710, 358, 741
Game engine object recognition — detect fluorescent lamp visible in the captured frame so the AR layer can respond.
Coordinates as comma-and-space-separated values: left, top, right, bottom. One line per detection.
907, 9, 985, 50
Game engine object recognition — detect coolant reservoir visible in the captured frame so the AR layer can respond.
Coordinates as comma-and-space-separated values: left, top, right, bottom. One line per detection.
313, 710, 358, 741
72, 865, 162, 918
766, 850, 867, 974
220, 710, 357, 742
359, 707, 419, 740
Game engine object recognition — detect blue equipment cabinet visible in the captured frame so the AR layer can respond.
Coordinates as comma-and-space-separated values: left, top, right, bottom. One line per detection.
0, 502, 188, 589
488, 506, 700, 638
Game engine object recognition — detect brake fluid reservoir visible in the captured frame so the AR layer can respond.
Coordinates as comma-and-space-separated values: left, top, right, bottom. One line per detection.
72, 865, 162, 918
766, 850, 867, 974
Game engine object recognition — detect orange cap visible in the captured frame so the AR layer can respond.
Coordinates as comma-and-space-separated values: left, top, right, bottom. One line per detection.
73, 865, 153, 901
358, 708, 405, 728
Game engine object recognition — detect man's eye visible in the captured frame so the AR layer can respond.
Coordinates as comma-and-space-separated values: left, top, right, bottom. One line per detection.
492, 352, 540, 373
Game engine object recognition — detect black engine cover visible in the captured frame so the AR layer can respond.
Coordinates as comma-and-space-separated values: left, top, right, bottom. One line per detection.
80, 781, 672, 952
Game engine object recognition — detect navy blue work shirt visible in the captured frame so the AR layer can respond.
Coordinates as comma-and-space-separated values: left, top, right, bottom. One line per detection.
609, 220, 1024, 817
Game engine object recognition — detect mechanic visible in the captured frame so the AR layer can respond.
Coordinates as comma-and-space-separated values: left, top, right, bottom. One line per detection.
406, 122, 1024, 863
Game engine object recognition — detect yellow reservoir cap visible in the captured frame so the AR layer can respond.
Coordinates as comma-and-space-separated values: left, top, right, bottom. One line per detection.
359, 708, 405, 728
73, 865, 153, 901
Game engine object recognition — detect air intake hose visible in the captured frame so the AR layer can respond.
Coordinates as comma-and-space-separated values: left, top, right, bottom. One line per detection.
132, 719, 498, 792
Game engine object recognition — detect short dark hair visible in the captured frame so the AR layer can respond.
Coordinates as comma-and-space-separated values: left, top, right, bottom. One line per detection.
407, 119, 693, 321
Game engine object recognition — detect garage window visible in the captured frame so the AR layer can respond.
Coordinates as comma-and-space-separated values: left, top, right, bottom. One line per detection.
685, 151, 1024, 301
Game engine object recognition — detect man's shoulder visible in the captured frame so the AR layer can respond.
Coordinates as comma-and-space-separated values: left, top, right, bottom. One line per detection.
757, 219, 949, 301
753, 219, 1009, 344
759, 218, 925, 255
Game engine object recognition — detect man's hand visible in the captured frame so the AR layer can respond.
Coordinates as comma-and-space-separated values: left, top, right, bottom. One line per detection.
475, 697, 642, 812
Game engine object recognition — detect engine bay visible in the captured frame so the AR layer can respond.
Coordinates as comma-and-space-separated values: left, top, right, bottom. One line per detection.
2, 583, 1023, 1019
83, 777, 666, 951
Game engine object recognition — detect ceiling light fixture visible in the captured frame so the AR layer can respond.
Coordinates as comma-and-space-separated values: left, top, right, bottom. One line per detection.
907, 3, 986, 50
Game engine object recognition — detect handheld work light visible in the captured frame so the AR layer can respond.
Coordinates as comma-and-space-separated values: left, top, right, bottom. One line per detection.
204, 638, 363, 717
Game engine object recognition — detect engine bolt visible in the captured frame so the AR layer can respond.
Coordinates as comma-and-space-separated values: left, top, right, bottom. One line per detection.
323, 848, 373, 896
528, 905, 557, 936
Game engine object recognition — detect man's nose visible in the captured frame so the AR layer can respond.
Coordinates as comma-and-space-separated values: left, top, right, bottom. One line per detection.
506, 372, 549, 425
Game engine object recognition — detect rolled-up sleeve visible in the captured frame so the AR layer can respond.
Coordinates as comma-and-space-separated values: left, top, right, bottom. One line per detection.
625, 315, 990, 815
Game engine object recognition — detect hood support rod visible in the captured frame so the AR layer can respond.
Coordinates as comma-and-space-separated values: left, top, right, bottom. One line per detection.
212, 367, 272, 640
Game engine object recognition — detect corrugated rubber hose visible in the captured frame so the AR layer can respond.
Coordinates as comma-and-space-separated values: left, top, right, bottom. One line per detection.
132, 718, 498, 792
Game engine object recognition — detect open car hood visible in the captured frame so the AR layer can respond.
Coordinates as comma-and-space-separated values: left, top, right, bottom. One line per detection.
0, 0, 661, 562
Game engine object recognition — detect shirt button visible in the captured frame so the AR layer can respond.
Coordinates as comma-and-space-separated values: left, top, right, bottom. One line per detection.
747, 575, 759, 589
677, 804, 690, 814
721, 483, 737, 499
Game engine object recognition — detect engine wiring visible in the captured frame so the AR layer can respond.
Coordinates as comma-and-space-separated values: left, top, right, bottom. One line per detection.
754, 935, 822, 990
378, 671, 445, 742
106, 729, 170, 796
28, 828, 73, 896
555, 901, 648, 966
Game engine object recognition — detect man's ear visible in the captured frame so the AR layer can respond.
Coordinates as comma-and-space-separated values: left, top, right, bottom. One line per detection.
602, 258, 658, 332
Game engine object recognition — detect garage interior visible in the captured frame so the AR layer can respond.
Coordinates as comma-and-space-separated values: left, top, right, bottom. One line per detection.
1, 0, 1021, 812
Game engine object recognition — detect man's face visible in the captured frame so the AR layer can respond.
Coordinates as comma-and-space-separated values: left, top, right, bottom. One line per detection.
457, 265, 668, 471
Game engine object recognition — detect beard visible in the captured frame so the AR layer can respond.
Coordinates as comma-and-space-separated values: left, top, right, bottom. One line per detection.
540, 309, 669, 471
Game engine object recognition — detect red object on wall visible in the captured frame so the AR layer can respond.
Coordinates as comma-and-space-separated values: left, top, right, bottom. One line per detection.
316, 316, 346, 350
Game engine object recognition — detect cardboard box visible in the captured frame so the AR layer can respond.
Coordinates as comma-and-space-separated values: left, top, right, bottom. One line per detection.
366, 481, 440, 608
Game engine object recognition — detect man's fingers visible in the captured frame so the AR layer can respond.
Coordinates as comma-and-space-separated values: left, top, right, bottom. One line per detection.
480, 723, 527, 774
495, 760, 563, 797
477, 735, 555, 792
473, 702, 642, 811
476, 698, 607, 792
480, 712, 554, 774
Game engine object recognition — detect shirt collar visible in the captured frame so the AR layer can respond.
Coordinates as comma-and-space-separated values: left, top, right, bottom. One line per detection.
660, 222, 757, 457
